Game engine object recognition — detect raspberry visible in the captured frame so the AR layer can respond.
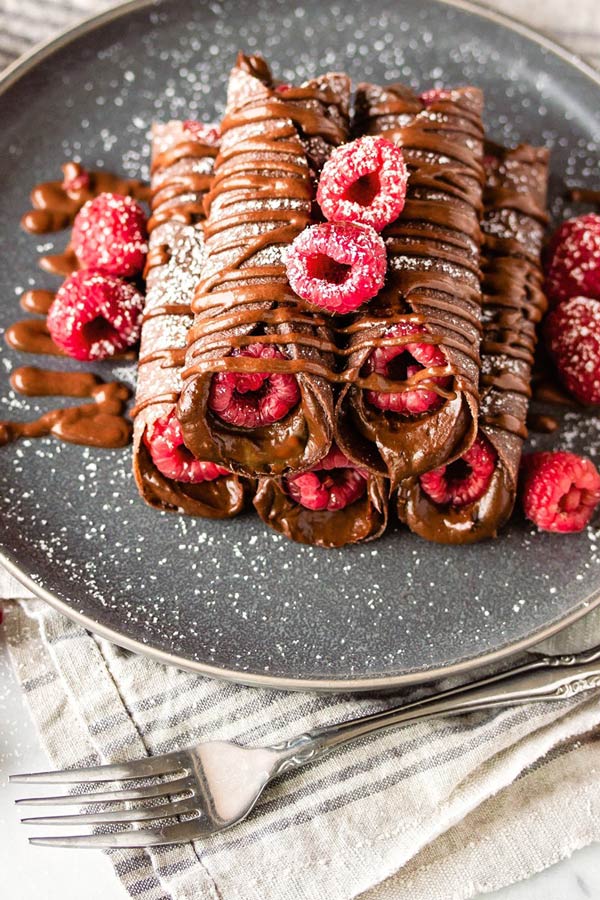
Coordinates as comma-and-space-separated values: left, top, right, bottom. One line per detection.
47, 270, 144, 361
208, 343, 301, 428
364, 321, 450, 415
286, 222, 387, 314
521, 451, 600, 533
544, 296, 600, 404
144, 411, 228, 483
420, 88, 453, 106
286, 445, 367, 511
72, 192, 148, 277
316, 136, 408, 231
545, 214, 600, 304
182, 121, 221, 145
61, 162, 91, 194
419, 435, 497, 507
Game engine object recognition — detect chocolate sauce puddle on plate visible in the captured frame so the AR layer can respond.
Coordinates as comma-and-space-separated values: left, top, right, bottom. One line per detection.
1, 366, 131, 449
21, 161, 149, 234
4, 161, 144, 450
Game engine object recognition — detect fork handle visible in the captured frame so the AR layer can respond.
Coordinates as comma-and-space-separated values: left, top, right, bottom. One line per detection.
270, 647, 600, 773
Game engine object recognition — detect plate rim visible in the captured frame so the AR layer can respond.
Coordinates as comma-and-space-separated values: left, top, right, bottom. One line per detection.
2, 0, 600, 692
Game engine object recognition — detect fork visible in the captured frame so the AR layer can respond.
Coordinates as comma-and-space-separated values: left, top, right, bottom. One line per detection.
11, 645, 600, 848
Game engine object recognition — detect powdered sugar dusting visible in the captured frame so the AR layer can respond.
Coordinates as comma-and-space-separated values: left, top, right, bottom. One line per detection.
1, 0, 600, 685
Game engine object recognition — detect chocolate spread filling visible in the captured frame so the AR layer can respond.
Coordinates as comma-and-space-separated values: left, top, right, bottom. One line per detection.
398, 142, 549, 543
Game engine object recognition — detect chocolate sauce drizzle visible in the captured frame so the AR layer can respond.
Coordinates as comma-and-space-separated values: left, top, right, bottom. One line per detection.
20, 289, 55, 315
39, 246, 79, 278
527, 412, 559, 434
568, 187, 600, 206
131, 120, 249, 518
6, 312, 63, 356
183, 90, 340, 382
134, 123, 219, 407
335, 84, 486, 484
178, 54, 350, 475
398, 142, 550, 543
477, 144, 549, 441
147, 140, 217, 233
0, 367, 131, 448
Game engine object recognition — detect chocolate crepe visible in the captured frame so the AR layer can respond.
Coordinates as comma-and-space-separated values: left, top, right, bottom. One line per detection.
133, 121, 248, 517
335, 85, 485, 488
253, 453, 388, 547
397, 143, 549, 542
178, 54, 350, 476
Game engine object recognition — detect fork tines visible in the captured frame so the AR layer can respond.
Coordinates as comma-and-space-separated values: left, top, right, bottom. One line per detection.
10, 752, 204, 848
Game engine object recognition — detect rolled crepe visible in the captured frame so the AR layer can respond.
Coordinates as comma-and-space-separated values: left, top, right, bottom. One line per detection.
253, 446, 388, 547
178, 53, 350, 477
133, 121, 248, 517
336, 85, 485, 488
397, 143, 549, 542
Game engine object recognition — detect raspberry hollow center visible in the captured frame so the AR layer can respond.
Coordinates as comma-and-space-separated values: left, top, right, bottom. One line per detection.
305, 253, 351, 285
286, 446, 368, 511
445, 457, 472, 485
234, 370, 268, 395
345, 171, 381, 207
419, 435, 498, 508
285, 221, 387, 314
81, 316, 120, 346
365, 322, 451, 416
208, 343, 301, 428
316, 135, 409, 231
385, 349, 423, 382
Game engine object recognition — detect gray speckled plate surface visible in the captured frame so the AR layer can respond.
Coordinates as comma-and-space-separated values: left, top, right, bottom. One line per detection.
1, 0, 600, 691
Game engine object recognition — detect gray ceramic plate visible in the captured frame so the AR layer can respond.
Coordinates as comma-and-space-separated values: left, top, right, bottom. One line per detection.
1, 0, 600, 691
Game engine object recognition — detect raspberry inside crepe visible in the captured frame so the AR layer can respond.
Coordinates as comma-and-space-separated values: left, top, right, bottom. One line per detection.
133, 121, 248, 517
398, 143, 549, 542
178, 54, 350, 476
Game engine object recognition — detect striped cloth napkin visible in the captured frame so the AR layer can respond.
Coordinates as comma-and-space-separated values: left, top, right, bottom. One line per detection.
2, 1, 600, 898
2, 583, 600, 900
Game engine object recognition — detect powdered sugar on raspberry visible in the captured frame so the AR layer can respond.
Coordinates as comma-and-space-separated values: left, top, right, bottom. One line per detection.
544, 295, 600, 405
72, 192, 148, 277
317, 136, 409, 232
286, 221, 387, 314
47, 270, 144, 361
545, 213, 600, 304
521, 451, 600, 533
